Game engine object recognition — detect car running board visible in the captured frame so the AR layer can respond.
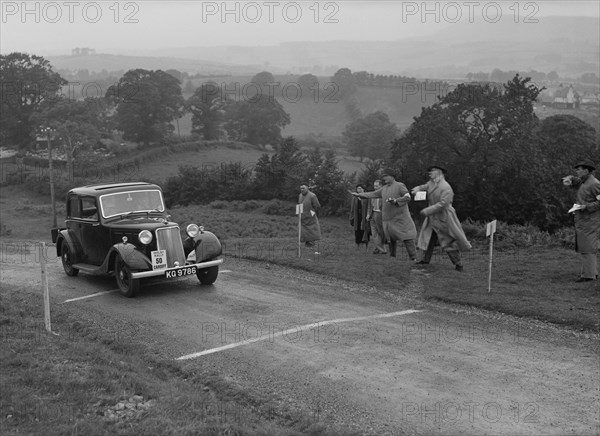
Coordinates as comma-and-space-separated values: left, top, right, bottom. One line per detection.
71, 263, 106, 275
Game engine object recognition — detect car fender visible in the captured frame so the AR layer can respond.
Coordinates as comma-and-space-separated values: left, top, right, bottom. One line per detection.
106, 243, 152, 272
55, 229, 83, 262
184, 231, 222, 262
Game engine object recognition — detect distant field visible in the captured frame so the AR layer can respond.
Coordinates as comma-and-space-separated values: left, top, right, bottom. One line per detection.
177, 82, 435, 138
132, 144, 366, 183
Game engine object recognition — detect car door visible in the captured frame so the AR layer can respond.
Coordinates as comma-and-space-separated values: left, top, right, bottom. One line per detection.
65, 194, 85, 260
78, 196, 110, 265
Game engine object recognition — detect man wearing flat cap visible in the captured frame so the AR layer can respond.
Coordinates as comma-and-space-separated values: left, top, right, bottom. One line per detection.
562, 159, 600, 282
411, 165, 471, 271
350, 169, 417, 260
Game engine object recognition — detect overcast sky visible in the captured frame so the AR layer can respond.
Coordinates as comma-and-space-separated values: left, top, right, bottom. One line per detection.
1, 1, 599, 55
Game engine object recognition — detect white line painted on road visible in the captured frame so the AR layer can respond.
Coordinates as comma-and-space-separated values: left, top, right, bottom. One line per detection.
61, 290, 118, 303
220, 270, 232, 273
176, 309, 421, 360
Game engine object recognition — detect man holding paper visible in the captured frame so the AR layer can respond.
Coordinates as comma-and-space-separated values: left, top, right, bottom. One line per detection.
350, 169, 417, 260
562, 159, 600, 282
411, 165, 471, 271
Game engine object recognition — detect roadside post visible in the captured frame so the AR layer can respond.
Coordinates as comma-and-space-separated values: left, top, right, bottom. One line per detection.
40, 241, 52, 333
296, 203, 303, 258
486, 220, 497, 292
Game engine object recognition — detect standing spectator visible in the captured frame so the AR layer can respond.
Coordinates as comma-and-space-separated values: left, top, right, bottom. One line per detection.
350, 169, 417, 260
411, 165, 471, 271
562, 160, 599, 282
298, 183, 321, 248
367, 179, 388, 254
350, 184, 370, 250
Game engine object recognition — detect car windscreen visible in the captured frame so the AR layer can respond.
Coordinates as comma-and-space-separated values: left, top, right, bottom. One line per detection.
99, 190, 165, 218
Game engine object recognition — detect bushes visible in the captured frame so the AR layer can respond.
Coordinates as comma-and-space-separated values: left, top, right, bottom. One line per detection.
208, 199, 295, 216
260, 199, 295, 216
461, 219, 576, 250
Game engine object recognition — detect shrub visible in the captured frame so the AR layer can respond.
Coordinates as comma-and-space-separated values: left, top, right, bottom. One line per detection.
209, 200, 229, 209
261, 199, 295, 216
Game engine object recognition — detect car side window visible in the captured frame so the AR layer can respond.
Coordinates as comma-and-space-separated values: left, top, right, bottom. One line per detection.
80, 197, 98, 221
67, 196, 81, 219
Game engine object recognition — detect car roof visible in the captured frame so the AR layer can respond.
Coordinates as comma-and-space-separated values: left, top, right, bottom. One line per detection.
68, 182, 162, 197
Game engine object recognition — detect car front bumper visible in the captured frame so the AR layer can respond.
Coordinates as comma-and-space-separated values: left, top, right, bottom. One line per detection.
130, 258, 223, 279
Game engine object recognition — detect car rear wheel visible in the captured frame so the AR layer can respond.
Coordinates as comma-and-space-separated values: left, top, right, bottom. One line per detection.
197, 265, 218, 285
115, 254, 139, 297
61, 240, 79, 277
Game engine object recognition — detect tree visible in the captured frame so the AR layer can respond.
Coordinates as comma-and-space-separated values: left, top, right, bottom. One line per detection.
223, 94, 290, 146
311, 149, 349, 215
547, 71, 559, 82
297, 73, 319, 99
580, 72, 598, 84
532, 114, 598, 229
0, 52, 67, 147
250, 71, 278, 98
33, 97, 109, 178
342, 111, 398, 161
271, 136, 306, 199
356, 159, 385, 188
331, 68, 357, 100
391, 75, 565, 228
106, 69, 184, 145
186, 81, 229, 140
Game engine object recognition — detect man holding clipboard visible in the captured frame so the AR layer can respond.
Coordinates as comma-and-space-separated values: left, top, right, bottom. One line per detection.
563, 159, 600, 282
411, 165, 471, 271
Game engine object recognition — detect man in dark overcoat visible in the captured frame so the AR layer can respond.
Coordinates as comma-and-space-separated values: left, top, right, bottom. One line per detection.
563, 159, 600, 282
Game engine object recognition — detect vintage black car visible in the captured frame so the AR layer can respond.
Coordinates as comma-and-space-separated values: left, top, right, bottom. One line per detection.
51, 182, 223, 297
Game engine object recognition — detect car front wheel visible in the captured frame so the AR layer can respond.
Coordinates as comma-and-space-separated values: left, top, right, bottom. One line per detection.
197, 265, 218, 285
61, 240, 79, 277
115, 254, 139, 297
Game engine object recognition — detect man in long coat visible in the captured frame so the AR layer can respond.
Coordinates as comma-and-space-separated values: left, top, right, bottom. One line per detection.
351, 170, 417, 259
411, 165, 471, 271
367, 179, 388, 254
350, 184, 370, 249
563, 159, 600, 282
298, 184, 321, 247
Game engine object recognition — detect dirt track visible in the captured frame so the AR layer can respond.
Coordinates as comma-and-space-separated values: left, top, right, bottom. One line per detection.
1, 241, 599, 435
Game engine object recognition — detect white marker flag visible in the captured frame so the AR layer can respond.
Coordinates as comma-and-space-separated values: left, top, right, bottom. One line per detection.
486, 220, 497, 292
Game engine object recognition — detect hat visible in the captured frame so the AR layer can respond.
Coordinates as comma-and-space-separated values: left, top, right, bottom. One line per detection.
427, 165, 447, 174
380, 168, 396, 178
573, 160, 596, 171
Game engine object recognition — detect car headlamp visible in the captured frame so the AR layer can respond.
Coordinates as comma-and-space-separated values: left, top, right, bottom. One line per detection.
138, 230, 153, 245
186, 224, 199, 238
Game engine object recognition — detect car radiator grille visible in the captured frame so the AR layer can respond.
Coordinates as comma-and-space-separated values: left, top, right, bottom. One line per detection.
156, 226, 186, 267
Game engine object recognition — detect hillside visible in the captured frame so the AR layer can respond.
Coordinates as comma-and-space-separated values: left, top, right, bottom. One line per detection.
38, 16, 598, 79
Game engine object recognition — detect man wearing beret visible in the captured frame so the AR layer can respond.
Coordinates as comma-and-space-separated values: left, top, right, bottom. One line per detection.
350, 169, 417, 260
411, 165, 471, 271
562, 159, 600, 282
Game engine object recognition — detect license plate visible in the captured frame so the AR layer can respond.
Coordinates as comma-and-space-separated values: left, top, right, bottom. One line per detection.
165, 266, 197, 279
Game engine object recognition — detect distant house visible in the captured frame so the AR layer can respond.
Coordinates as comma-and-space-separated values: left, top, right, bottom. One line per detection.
580, 92, 600, 107
552, 85, 580, 109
